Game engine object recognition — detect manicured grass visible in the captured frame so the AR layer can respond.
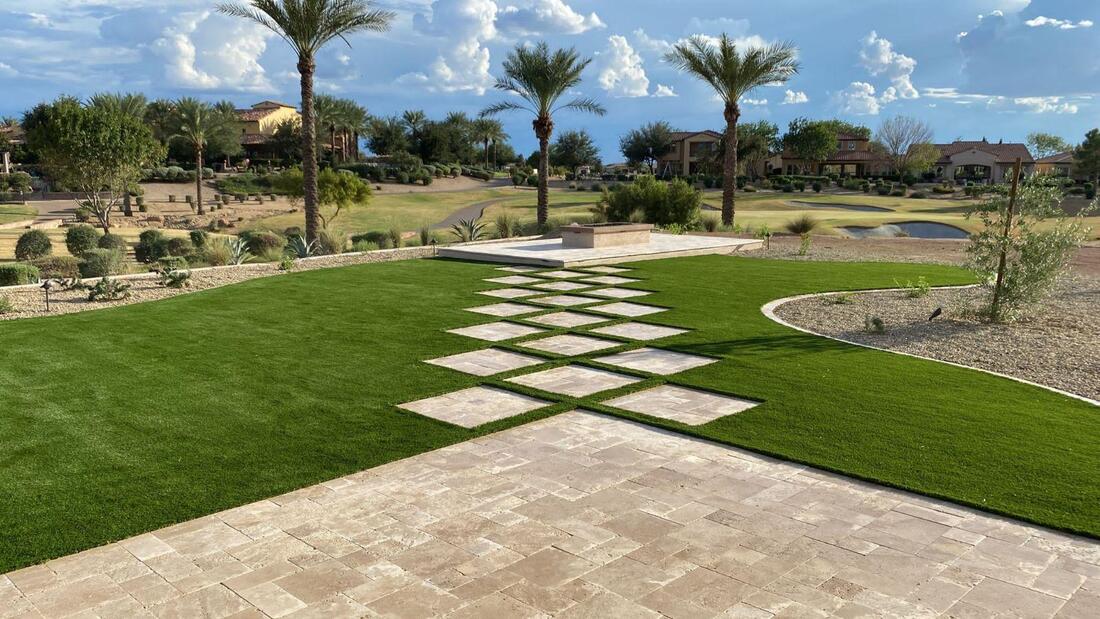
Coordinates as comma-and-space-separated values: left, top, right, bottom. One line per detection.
0, 255, 1096, 573
0, 204, 36, 225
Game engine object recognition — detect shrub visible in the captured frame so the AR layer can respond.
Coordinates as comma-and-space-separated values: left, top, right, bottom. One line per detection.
890, 187, 907, 197
87, 277, 131, 302
285, 235, 317, 258
165, 237, 191, 256
910, 191, 928, 199
896, 276, 931, 299
32, 256, 81, 279
526, 175, 538, 187
784, 214, 820, 235
418, 226, 433, 246
350, 231, 392, 250
317, 229, 345, 255
781, 184, 794, 193
451, 218, 486, 242
876, 185, 891, 196
158, 267, 191, 289
0, 263, 40, 286
134, 230, 167, 263
351, 239, 379, 252
599, 176, 701, 227
157, 256, 189, 271
702, 215, 720, 233
511, 174, 524, 187
494, 213, 520, 239
97, 233, 127, 251
387, 228, 403, 249
190, 230, 208, 248
79, 248, 124, 277
65, 225, 100, 255
15, 230, 52, 261
420, 174, 433, 186
812, 181, 822, 193
793, 180, 806, 192
241, 230, 284, 255
932, 185, 955, 194
1085, 182, 1096, 200
0, 296, 12, 314
397, 171, 410, 184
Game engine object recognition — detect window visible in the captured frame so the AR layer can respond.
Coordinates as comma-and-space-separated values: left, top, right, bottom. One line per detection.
848, 142, 856, 150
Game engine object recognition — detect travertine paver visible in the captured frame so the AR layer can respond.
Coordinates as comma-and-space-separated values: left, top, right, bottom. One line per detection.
398, 386, 548, 427
581, 276, 640, 285
531, 281, 592, 292
466, 302, 541, 317
10, 411, 1099, 618
506, 365, 641, 397
589, 322, 688, 341
532, 295, 601, 308
479, 288, 542, 299
595, 347, 716, 375
584, 266, 632, 274
485, 275, 542, 285
584, 288, 651, 299
524, 312, 610, 328
538, 270, 589, 279
498, 265, 541, 273
519, 334, 622, 356
589, 302, 667, 317
603, 385, 759, 424
425, 348, 545, 376
447, 322, 546, 342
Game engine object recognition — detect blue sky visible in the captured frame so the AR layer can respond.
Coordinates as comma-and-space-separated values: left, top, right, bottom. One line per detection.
1, 0, 1097, 160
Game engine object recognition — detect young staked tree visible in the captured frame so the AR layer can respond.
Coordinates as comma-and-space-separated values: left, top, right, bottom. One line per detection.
664, 35, 798, 227
171, 98, 238, 215
482, 42, 605, 228
218, 0, 394, 243
874, 115, 935, 176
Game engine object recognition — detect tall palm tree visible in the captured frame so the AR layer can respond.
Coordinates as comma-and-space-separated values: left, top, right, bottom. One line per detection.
664, 35, 798, 227
471, 118, 506, 169
314, 94, 341, 162
402, 109, 427, 145
218, 0, 394, 243
337, 99, 368, 161
482, 42, 605, 228
171, 98, 237, 215
88, 92, 148, 120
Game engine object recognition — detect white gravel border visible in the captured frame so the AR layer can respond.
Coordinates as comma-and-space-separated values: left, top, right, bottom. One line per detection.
761, 286, 1100, 408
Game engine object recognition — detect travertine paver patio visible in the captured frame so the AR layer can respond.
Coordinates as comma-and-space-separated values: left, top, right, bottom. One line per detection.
584, 288, 651, 299
531, 295, 601, 308
518, 334, 623, 356
590, 302, 667, 317
596, 347, 717, 375
478, 288, 541, 299
524, 312, 610, 328
425, 349, 545, 376
581, 276, 640, 285
397, 386, 549, 427
530, 281, 591, 292
538, 270, 589, 279
604, 385, 760, 425
506, 366, 642, 397
590, 322, 689, 341
485, 275, 543, 285
497, 265, 541, 273
9, 411, 1099, 618
447, 322, 546, 342
465, 302, 541, 317
585, 266, 631, 274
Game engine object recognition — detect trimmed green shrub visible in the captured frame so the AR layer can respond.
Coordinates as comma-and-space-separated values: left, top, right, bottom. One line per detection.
350, 231, 393, 250
910, 191, 928, 199
97, 233, 127, 251
0, 263, 40, 286
317, 230, 345, 255
32, 256, 81, 279
812, 181, 823, 193
134, 229, 168, 263
65, 225, 100, 256
240, 230, 284, 255
79, 249, 123, 278
165, 237, 191, 256
601, 176, 701, 226
157, 256, 189, 271
190, 230, 208, 248
15, 230, 52, 261
526, 175, 538, 187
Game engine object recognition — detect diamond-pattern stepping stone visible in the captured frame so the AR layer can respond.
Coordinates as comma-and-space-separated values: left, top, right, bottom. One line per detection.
465, 302, 541, 317
581, 276, 640, 285
589, 302, 666, 317
594, 347, 716, 375
447, 322, 546, 342
519, 334, 622, 356
538, 270, 588, 279
497, 265, 541, 273
485, 275, 541, 285
531, 281, 591, 292
479, 288, 541, 299
603, 385, 759, 424
524, 312, 610, 328
532, 295, 601, 307
398, 386, 549, 428
585, 288, 651, 299
590, 322, 688, 341
507, 365, 641, 397
584, 266, 632, 274
425, 348, 544, 376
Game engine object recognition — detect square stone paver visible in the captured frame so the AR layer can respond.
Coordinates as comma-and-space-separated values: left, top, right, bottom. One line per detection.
585, 288, 651, 299
507, 365, 641, 397
465, 302, 541, 317
425, 348, 545, 376
478, 288, 541, 299
398, 386, 549, 427
531, 281, 591, 292
589, 322, 688, 341
497, 265, 541, 273
447, 322, 546, 342
595, 348, 716, 375
584, 266, 632, 274
524, 312, 610, 328
603, 385, 759, 425
537, 270, 589, 279
590, 302, 667, 317
519, 334, 622, 356
531, 295, 601, 307
485, 275, 542, 285
581, 276, 640, 285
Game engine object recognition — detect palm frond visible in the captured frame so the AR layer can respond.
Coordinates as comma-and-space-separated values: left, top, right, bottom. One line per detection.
553, 97, 606, 116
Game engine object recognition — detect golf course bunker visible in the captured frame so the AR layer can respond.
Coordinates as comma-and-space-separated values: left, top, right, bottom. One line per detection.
840, 221, 970, 239
787, 200, 892, 213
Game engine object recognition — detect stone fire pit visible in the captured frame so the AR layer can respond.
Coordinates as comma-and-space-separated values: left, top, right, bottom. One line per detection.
561, 223, 652, 249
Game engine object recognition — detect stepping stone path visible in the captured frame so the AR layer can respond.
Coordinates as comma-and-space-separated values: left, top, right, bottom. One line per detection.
595, 347, 716, 375
590, 302, 667, 317
398, 386, 549, 427
447, 322, 545, 342
485, 275, 542, 285
581, 276, 639, 285
585, 266, 631, 273
584, 288, 651, 299
531, 281, 591, 291
590, 322, 688, 341
496, 265, 540, 272
478, 288, 541, 299
538, 270, 588, 279
531, 294, 601, 307
465, 302, 541, 317
425, 348, 544, 376
525, 312, 610, 328
507, 365, 641, 397
519, 334, 622, 356
603, 385, 759, 425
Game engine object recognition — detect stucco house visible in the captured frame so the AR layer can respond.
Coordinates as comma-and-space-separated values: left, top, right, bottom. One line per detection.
1035, 151, 1076, 178
777, 133, 890, 177
235, 101, 300, 161
655, 130, 722, 177
930, 139, 1034, 183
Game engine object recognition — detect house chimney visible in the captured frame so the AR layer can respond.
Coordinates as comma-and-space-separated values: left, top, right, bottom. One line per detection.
998, 139, 1003, 144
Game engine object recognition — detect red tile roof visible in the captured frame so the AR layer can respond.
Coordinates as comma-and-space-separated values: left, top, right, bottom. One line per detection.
670, 130, 722, 141
933, 141, 1034, 164
1036, 151, 1074, 164
240, 133, 271, 145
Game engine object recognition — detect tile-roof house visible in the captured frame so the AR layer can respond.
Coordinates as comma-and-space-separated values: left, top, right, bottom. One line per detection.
778, 133, 890, 178
234, 101, 301, 161
1035, 151, 1077, 178
655, 130, 722, 176
931, 139, 1034, 183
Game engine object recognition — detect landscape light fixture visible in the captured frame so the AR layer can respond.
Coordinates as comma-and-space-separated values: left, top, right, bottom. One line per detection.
40, 279, 54, 312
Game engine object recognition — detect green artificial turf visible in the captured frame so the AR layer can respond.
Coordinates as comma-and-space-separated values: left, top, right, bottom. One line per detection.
0, 255, 1096, 572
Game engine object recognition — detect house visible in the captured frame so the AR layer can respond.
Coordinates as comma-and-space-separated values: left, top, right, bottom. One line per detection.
1035, 151, 1076, 178
930, 139, 1034, 183
778, 133, 890, 177
235, 101, 300, 161
656, 130, 722, 177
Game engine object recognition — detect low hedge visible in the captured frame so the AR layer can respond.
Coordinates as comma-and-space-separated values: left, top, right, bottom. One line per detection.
78, 249, 123, 278
0, 263, 41, 286
32, 256, 81, 279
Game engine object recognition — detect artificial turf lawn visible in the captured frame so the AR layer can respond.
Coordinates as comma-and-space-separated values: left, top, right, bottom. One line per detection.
1, 255, 1097, 572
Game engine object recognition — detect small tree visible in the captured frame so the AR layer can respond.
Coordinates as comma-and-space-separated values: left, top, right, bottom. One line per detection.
274, 167, 371, 229
1073, 128, 1100, 184
171, 97, 238, 215
619, 121, 675, 174
874, 115, 935, 176
1026, 132, 1071, 159
550, 130, 600, 173
782, 118, 837, 174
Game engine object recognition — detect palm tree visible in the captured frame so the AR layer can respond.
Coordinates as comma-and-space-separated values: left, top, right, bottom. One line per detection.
482, 42, 605, 228
471, 118, 506, 169
218, 0, 394, 243
88, 92, 148, 120
339, 100, 369, 161
314, 94, 341, 162
664, 35, 798, 227
402, 109, 427, 144
172, 98, 237, 215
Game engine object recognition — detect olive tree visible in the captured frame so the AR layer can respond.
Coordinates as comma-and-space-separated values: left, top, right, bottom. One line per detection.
274, 167, 371, 229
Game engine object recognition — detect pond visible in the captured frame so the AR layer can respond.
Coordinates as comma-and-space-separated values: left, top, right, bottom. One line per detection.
839, 221, 970, 240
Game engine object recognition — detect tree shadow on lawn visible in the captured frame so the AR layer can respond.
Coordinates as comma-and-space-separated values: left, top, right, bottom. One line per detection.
671, 332, 860, 358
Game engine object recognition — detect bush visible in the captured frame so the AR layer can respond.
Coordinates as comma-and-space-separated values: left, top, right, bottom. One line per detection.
418, 226, 433, 246
32, 255, 81, 279
241, 230, 285, 255
14, 230, 52, 261
397, 171, 410, 184
600, 176, 701, 227
0, 263, 40, 286
495, 213, 520, 239
876, 185, 891, 196
420, 174, 433, 186
511, 174, 524, 187
784, 214, 819, 235
781, 184, 794, 193
702, 215, 720, 232
317, 229, 345, 255
387, 228, 403, 249
812, 181, 822, 193
352, 240, 379, 252
190, 230, 208, 248
526, 175, 538, 187
0, 296, 12, 314
932, 185, 955, 194
157, 256, 189, 271
134, 229, 167, 263
1085, 183, 1096, 200
910, 191, 928, 199
78, 248, 123, 278
350, 231, 393, 250
87, 277, 131, 302
890, 188, 907, 197
97, 233, 127, 251
65, 225, 100, 255
165, 237, 191, 256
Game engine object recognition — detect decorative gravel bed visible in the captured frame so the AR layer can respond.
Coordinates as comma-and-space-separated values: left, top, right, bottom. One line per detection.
0, 246, 435, 321
774, 278, 1100, 402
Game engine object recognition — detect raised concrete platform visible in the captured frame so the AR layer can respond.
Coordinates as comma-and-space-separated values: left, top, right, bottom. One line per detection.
438, 234, 762, 268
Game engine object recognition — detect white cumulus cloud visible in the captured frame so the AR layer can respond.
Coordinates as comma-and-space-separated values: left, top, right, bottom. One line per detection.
497, 0, 605, 36
151, 10, 273, 92
598, 35, 649, 97
1024, 16, 1093, 30
1013, 96, 1078, 114
858, 31, 918, 100
740, 97, 767, 106
782, 89, 808, 104
838, 81, 880, 115
653, 84, 677, 97
405, 0, 498, 94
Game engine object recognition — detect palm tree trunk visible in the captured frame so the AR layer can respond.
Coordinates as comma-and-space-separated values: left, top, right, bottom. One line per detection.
484, 139, 490, 168
352, 131, 360, 161
535, 117, 552, 228
196, 147, 204, 215
330, 126, 336, 165
492, 140, 497, 169
298, 55, 320, 242
721, 104, 740, 227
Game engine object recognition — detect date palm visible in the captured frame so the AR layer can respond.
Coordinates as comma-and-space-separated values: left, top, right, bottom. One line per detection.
338, 99, 368, 161
218, 0, 394, 243
314, 94, 341, 162
664, 35, 798, 227
472, 118, 506, 169
482, 42, 605, 228
402, 110, 427, 144
171, 98, 237, 215
88, 92, 148, 120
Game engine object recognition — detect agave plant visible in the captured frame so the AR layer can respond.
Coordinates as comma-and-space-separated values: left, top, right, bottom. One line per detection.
227, 237, 253, 265
286, 234, 317, 259
451, 217, 486, 243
